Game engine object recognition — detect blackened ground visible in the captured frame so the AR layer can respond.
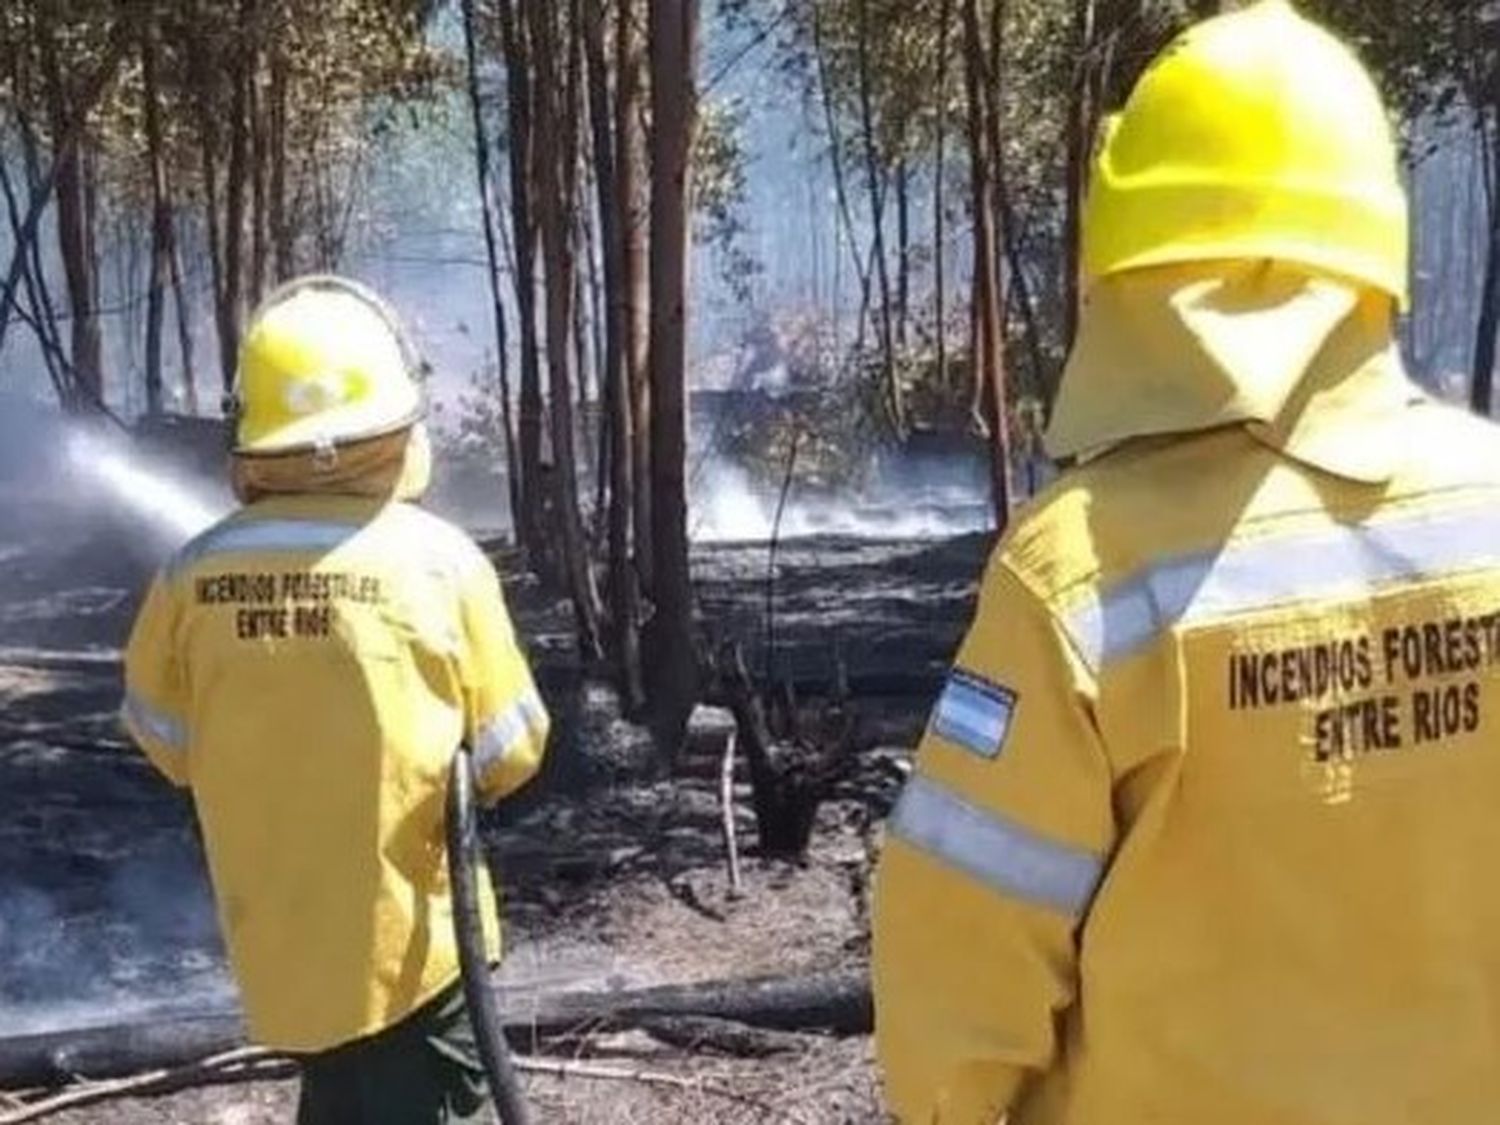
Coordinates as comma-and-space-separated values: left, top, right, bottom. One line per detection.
0, 514, 988, 1122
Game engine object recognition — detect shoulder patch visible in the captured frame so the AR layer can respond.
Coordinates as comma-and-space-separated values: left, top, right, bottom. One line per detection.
931, 669, 1018, 759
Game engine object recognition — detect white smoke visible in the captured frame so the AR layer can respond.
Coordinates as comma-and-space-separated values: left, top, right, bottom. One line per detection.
65, 428, 228, 548
691, 461, 993, 543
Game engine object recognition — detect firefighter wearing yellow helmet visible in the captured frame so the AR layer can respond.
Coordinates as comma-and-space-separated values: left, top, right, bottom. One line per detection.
121, 275, 548, 1123
874, 3, 1500, 1122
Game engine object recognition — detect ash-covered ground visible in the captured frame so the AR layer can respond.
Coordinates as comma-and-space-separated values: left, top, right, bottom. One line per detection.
0, 467, 990, 1120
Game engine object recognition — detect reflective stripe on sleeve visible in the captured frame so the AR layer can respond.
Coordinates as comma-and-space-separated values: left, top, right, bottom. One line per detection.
121, 692, 188, 753
887, 775, 1104, 916
170, 518, 364, 576
473, 691, 548, 774
1063, 503, 1500, 672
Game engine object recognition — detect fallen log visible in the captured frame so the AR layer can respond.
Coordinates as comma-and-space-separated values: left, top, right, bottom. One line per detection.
0, 968, 871, 1089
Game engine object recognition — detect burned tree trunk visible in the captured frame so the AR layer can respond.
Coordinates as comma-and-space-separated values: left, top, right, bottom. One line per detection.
141, 12, 171, 417
933, 0, 954, 389
1063, 0, 1096, 354
41, 14, 104, 411
526, 0, 606, 662
895, 153, 911, 349
168, 219, 199, 415
617, 0, 654, 595
719, 647, 855, 859
461, 0, 521, 527
1472, 61, 1500, 416
962, 0, 1012, 530
0, 969, 872, 1089
218, 0, 253, 390
498, 0, 546, 550
0, 25, 126, 376
855, 0, 899, 430
586, 0, 645, 708
647, 0, 701, 736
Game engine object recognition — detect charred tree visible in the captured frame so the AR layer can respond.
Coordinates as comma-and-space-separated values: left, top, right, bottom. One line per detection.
585, 0, 646, 708
811, 2, 872, 352
218, 0, 254, 390
719, 646, 856, 859
0, 157, 70, 403
526, 0, 606, 662
268, 46, 291, 281
1063, 0, 1096, 354
141, 11, 171, 417
461, 0, 521, 527
895, 154, 910, 349
0, 22, 126, 377
855, 0, 899, 431
617, 0, 654, 595
646, 0, 701, 736
40, 12, 104, 411
933, 0, 954, 389
0, 969, 872, 1089
962, 0, 1012, 529
1473, 56, 1500, 415
497, 0, 547, 549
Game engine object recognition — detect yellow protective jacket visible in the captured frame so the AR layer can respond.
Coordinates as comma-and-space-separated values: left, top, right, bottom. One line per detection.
873, 268, 1500, 1123
121, 428, 548, 1052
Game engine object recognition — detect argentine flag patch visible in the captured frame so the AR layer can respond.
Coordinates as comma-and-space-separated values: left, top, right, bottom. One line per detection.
931, 670, 1017, 759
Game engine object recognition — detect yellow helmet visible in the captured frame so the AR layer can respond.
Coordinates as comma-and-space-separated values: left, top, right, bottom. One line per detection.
231, 275, 422, 454
1083, 0, 1409, 305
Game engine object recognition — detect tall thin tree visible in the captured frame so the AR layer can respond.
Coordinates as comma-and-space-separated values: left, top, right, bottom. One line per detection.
461, 0, 521, 528
646, 0, 701, 730
526, 0, 606, 661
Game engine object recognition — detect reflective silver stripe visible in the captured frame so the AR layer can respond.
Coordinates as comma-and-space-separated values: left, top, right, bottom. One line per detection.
1063, 503, 1500, 672
473, 692, 548, 774
888, 775, 1103, 916
121, 692, 188, 753
170, 518, 363, 575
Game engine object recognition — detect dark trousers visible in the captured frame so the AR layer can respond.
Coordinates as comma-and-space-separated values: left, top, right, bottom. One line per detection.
296, 983, 487, 1125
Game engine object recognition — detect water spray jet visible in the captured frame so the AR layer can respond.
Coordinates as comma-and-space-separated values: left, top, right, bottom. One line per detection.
63, 427, 229, 550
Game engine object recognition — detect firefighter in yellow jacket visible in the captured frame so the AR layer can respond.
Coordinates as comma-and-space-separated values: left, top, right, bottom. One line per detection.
121, 275, 549, 1124
873, 3, 1500, 1122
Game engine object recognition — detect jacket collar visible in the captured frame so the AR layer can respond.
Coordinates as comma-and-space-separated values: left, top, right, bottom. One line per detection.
1045, 261, 1422, 483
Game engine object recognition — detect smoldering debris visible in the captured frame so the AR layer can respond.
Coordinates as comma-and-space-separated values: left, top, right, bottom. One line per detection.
0, 836, 233, 1037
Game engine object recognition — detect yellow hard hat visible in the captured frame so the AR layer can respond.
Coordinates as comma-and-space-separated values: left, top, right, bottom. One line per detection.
1083, 0, 1409, 306
232, 275, 422, 454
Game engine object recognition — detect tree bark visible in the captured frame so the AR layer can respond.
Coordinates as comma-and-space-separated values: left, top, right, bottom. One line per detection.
141, 11, 171, 417
617, 0, 654, 595
40, 13, 104, 412
269, 47, 291, 281
526, 0, 606, 661
586, 0, 645, 707
168, 223, 199, 415
0, 157, 69, 403
811, 2, 873, 353
855, 0, 900, 431
219, 0, 253, 391
895, 154, 911, 350
0, 970, 872, 1089
934, 0, 953, 389
646, 0, 701, 735
497, 0, 546, 550
1063, 0, 1096, 353
962, 0, 1012, 529
1472, 68, 1500, 415
0, 25, 126, 379
461, 0, 521, 531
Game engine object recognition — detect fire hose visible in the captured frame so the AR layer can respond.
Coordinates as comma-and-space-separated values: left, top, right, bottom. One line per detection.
445, 747, 534, 1125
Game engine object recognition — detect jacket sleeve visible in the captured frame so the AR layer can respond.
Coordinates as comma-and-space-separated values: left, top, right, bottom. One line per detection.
872, 556, 1116, 1124
121, 573, 192, 788
458, 553, 550, 805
